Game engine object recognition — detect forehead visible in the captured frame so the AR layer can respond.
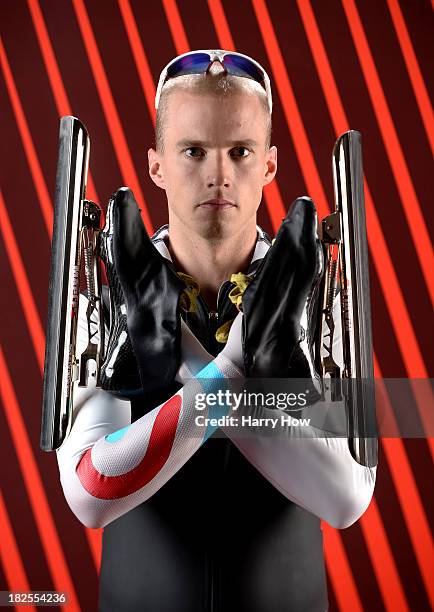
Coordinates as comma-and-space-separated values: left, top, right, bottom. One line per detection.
163, 88, 268, 144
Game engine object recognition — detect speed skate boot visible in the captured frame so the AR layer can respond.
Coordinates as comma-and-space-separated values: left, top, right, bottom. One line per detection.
99, 188, 188, 402
242, 197, 324, 406
98, 193, 143, 397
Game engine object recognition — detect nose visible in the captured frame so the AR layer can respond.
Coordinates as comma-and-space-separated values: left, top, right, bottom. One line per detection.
207, 151, 231, 189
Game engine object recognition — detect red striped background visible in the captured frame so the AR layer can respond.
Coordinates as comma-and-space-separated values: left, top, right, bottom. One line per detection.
1, 1, 433, 610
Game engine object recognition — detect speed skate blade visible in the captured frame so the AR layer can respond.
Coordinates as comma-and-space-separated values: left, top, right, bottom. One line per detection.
40, 116, 90, 451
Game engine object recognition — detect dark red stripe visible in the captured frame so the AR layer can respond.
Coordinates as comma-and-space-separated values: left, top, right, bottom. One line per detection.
0, 192, 45, 371
265, 0, 337, 208
127, 0, 182, 228
295, 0, 431, 385
129, 0, 178, 87
0, 559, 9, 592
337, 0, 434, 438
218, 0, 317, 235
311, 0, 430, 379
177, 0, 220, 47
0, 38, 53, 240
71, 0, 153, 233
38, 0, 123, 206
386, 0, 434, 156
251, 0, 331, 219
117, 0, 157, 126
205, 0, 286, 232
322, 523, 363, 612
359, 500, 409, 612
325, 573, 339, 612
223, 0, 309, 213
355, 0, 434, 167
206, 0, 236, 50
403, 440, 434, 526
0, 0, 58, 213
1, 1, 433, 609
340, 0, 434, 308
84, 0, 156, 215
352, 0, 434, 369
0, 349, 82, 611
0, 69, 51, 325
338, 517, 386, 612
375, 442, 432, 609
161, 0, 189, 53
397, 0, 434, 108
28, 0, 99, 204
0, 490, 36, 612
374, 361, 434, 608
370, 255, 407, 379
116, 0, 170, 229
0, 394, 53, 598
0, 236, 99, 610
2, 189, 102, 571
271, 0, 417, 381
77, 395, 182, 499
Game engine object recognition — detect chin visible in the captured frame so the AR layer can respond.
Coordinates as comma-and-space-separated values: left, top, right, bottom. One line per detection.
196, 217, 235, 241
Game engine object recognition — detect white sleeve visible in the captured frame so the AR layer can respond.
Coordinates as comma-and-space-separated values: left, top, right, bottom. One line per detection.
179, 293, 377, 530
56, 295, 242, 529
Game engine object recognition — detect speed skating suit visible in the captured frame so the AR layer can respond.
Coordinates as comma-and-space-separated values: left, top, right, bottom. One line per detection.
56, 224, 376, 612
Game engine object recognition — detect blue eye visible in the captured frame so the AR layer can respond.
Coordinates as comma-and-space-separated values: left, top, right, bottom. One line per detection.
185, 147, 206, 158
230, 146, 250, 158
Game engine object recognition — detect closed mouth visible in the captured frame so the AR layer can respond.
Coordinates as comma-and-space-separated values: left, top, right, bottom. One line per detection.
197, 199, 236, 208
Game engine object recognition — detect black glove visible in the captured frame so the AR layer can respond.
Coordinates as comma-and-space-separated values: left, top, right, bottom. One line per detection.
242, 197, 323, 380
99, 188, 186, 398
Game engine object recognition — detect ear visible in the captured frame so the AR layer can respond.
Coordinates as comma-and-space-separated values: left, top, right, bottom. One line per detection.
148, 148, 166, 190
263, 145, 277, 186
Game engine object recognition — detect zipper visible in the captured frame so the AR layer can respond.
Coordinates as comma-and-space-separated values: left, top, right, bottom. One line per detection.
208, 310, 219, 354
217, 280, 233, 313
200, 282, 236, 611
204, 551, 214, 612
210, 555, 215, 612
215, 280, 227, 308
204, 308, 220, 611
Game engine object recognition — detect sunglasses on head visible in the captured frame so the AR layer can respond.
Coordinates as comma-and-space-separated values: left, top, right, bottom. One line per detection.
155, 50, 273, 113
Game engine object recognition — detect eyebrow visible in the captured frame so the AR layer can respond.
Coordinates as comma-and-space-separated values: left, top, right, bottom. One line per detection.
175, 139, 259, 148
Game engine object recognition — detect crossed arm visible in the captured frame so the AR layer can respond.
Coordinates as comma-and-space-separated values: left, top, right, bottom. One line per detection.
56, 295, 376, 530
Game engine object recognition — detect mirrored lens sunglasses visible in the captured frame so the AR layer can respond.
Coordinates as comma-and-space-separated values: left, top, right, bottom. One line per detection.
155, 50, 272, 113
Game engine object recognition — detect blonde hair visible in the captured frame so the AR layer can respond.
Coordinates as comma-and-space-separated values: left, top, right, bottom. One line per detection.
155, 68, 272, 152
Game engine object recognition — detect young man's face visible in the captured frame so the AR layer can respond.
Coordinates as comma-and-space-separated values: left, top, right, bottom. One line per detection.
148, 87, 277, 241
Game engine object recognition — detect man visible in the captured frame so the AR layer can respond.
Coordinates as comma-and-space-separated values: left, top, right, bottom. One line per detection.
57, 51, 376, 611
148, 52, 276, 312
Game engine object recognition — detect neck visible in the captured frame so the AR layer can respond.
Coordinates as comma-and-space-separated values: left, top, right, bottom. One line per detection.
166, 218, 258, 311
